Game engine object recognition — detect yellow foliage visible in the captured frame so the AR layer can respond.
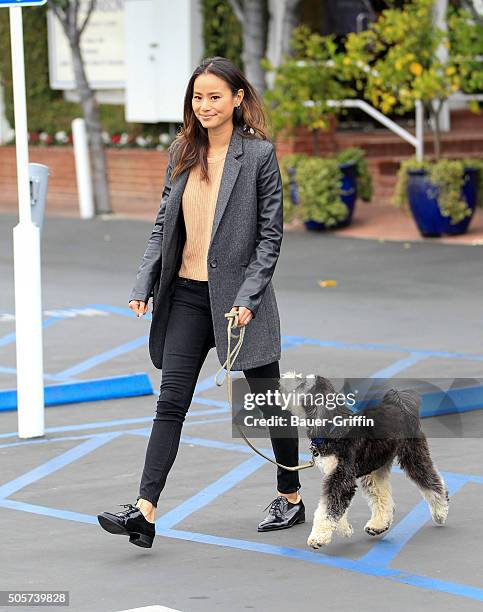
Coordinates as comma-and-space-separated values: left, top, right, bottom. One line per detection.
409, 62, 423, 76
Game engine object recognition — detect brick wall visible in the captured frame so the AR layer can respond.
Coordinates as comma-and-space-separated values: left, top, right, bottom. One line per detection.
0, 146, 169, 219
0, 110, 481, 217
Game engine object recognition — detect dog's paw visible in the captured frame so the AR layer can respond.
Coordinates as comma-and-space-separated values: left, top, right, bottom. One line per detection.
307, 528, 333, 549
427, 487, 449, 525
431, 500, 449, 525
364, 521, 391, 536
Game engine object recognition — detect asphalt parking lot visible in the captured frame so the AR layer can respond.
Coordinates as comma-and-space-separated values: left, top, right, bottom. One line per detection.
1, 212, 482, 612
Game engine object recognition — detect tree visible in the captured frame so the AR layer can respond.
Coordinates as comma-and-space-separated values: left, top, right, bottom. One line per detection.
262, 24, 354, 155
343, 0, 482, 159
228, 0, 267, 94
47, 0, 111, 214
266, 0, 301, 79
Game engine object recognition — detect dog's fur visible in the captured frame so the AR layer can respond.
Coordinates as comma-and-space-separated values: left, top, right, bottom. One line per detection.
279, 372, 449, 549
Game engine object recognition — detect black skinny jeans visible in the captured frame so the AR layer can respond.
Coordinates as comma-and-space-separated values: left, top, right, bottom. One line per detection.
137, 276, 301, 508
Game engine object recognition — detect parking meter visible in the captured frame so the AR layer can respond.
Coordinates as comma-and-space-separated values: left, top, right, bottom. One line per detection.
29, 163, 49, 236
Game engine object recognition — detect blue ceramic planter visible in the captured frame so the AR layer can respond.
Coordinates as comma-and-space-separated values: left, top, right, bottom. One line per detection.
407, 167, 478, 237
299, 161, 358, 231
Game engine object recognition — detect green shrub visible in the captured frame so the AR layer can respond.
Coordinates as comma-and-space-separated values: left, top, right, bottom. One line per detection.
280, 147, 372, 226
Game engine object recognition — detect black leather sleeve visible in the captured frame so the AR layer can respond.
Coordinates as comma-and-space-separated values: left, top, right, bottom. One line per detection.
233, 143, 283, 318
128, 153, 173, 304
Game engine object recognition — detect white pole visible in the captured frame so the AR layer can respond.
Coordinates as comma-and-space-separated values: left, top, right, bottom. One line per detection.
415, 99, 424, 162
72, 117, 95, 219
10, 6, 45, 439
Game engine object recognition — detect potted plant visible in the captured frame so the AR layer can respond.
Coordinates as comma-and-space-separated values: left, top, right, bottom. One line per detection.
280, 147, 373, 230
343, 0, 483, 237
394, 157, 483, 237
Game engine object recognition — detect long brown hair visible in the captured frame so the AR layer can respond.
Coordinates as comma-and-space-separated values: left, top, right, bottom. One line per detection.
169, 56, 271, 183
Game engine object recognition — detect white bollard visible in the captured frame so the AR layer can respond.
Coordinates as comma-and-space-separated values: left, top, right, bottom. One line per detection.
13, 223, 45, 438
72, 117, 95, 219
9, 6, 45, 438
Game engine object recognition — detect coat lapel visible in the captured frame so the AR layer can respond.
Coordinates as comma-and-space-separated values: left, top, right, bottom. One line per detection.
209, 127, 244, 249
162, 127, 245, 248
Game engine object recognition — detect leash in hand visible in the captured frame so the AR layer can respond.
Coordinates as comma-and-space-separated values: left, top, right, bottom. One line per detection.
215, 311, 315, 472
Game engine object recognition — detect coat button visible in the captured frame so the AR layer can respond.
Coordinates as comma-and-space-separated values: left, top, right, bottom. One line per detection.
209, 259, 217, 268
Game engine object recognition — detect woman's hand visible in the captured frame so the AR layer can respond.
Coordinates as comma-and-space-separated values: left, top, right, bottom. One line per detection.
129, 299, 149, 318
230, 305, 253, 327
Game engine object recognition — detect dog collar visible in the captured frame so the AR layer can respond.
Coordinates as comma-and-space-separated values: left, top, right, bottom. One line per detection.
310, 437, 325, 456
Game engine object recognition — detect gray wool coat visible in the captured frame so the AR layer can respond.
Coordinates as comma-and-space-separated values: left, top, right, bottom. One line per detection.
129, 125, 283, 371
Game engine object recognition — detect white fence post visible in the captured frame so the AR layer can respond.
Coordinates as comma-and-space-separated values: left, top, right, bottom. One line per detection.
72, 117, 95, 219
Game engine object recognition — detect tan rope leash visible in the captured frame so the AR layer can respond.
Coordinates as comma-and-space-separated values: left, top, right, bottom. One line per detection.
214, 311, 315, 472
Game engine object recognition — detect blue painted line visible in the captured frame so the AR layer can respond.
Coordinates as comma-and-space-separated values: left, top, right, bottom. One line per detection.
360, 474, 465, 568
1, 492, 481, 601
283, 335, 483, 362
179, 435, 268, 455
0, 427, 482, 602
191, 397, 229, 409
392, 465, 483, 485
85, 303, 151, 320
157, 527, 483, 601
183, 407, 229, 417
0, 366, 71, 382
0, 316, 65, 348
281, 339, 305, 350
0, 498, 98, 524
0, 373, 153, 412
0, 407, 231, 440
194, 374, 224, 393
0, 432, 122, 499
370, 353, 429, 378
156, 455, 265, 529
0, 432, 115, 450
54, 337, 149, 379
126, 416, 233, 436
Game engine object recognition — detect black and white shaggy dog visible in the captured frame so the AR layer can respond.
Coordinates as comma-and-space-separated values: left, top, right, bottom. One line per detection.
279, 372, 449, 549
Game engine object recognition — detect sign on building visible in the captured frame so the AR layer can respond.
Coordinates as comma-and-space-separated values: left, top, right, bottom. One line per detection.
47, 0, 125, 89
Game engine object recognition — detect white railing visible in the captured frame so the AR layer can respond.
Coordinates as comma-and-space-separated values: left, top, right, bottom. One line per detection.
303, 98, 424, 161
329, 99, 424, 161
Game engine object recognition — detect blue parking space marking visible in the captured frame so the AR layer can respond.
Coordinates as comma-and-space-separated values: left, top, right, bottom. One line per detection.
2, 315, 483, 600
158, 528, 483, 601
370, 353, 429, 378
0, 432, 122, 498
0, 428, 482, 602
282, 335, 483, 361
156, 456, 265, 529
2, 310, 483, 415
360, 474, 466, 567
0, 406, 230, 441
54, 337, 149, 380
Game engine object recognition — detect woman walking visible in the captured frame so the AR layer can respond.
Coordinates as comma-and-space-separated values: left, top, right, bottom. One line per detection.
97, 56, 304, 548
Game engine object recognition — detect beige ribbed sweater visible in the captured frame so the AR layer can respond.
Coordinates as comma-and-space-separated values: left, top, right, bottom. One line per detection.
178, 148, 228, 281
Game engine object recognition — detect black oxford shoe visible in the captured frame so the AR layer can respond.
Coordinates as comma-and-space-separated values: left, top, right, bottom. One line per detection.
97, 503, 155, 548
257, 496, 305, 532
